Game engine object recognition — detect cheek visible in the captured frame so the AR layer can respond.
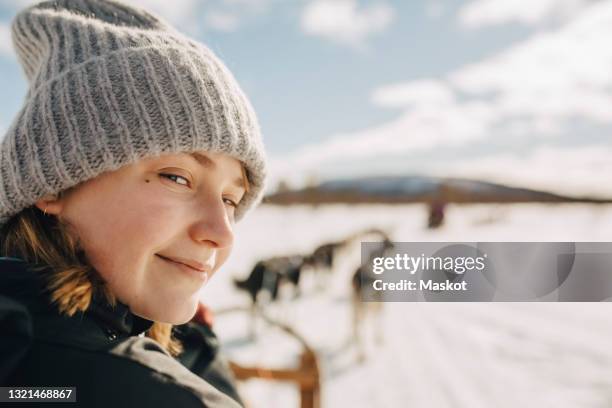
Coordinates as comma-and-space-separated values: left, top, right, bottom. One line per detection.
62, 187, 185, 281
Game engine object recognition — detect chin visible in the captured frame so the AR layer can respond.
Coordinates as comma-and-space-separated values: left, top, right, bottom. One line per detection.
132, 301, 197, 325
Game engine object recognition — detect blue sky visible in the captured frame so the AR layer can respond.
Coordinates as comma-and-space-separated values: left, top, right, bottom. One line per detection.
1, 0, 611, 197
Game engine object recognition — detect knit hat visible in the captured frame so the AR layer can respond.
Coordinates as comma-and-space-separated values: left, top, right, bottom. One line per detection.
0, 0, 267, 226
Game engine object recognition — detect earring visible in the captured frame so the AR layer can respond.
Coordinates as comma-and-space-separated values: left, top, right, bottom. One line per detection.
43, 207, 48, 216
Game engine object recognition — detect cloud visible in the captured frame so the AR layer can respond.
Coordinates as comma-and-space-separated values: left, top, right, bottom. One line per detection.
458, 0, 593, 28
425, 0, 448, 19
268, 96, 496, 188
205, 10, 241, 32
220, 0, 271, 12
0, 0, 36, 9
431, 145, 612, 198
270, 142, 612, 199
301, 0, 395, 49
0, 0, 203, 35
0, 0, 276, 36
450, 1, 612, 123
124, 0, 201, 31
202, 0, 277, 33
371, 79, 455, 109
0, 22, 13, 58
272, 1, 612, 193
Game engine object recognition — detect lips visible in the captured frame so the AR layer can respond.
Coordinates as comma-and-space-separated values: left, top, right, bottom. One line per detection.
156, 254, 212, 274
156, 254, 211, 284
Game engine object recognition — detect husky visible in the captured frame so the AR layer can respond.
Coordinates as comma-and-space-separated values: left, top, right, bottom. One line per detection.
350, 237, 394, 362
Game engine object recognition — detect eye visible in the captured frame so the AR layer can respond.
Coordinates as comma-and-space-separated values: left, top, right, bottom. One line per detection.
160, 173, 190, 187
223, 197, 239, 208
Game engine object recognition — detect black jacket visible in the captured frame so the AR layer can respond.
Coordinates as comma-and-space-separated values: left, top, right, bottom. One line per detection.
0, 257, 243, 407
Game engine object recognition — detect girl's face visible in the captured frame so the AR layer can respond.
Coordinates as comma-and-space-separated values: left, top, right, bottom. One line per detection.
37, 151, 247, 324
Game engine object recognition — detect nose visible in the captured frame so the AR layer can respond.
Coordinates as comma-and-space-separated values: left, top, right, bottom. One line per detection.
189, 198, 235, 249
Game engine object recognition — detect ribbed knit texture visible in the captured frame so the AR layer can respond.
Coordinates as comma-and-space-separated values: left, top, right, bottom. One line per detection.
0, 0, 267, 226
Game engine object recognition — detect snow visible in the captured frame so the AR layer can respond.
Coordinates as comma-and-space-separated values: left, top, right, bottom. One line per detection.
201, 203, 612, 408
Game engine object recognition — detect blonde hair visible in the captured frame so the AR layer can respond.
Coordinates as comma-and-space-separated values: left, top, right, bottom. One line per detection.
0, 203, 183, 357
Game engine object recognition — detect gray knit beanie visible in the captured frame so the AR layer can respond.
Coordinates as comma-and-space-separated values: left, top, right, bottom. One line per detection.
0, 0, 267, 226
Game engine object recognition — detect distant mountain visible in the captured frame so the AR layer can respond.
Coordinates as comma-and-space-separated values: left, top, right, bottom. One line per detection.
265, 175, 610, 205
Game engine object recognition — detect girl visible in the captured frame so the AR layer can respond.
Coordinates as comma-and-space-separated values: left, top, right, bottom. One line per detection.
0, 0, 266, 407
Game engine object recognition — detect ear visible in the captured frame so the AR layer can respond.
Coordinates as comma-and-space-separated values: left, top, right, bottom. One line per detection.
34, 193, 65, 216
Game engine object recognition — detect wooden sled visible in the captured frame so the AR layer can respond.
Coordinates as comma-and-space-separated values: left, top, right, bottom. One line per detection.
215, 306, 321, 408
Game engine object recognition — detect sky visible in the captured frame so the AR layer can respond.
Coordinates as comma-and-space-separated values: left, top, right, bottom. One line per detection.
1, 0, 611, 198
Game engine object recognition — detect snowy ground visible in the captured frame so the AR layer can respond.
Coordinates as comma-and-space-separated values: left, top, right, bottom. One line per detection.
201, 203, 612, 408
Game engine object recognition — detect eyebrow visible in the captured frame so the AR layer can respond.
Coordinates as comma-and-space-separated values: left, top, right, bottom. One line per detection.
189, 152, 246, 191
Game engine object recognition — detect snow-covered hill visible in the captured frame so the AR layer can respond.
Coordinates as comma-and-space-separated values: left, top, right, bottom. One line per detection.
267, 176, 594, 205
